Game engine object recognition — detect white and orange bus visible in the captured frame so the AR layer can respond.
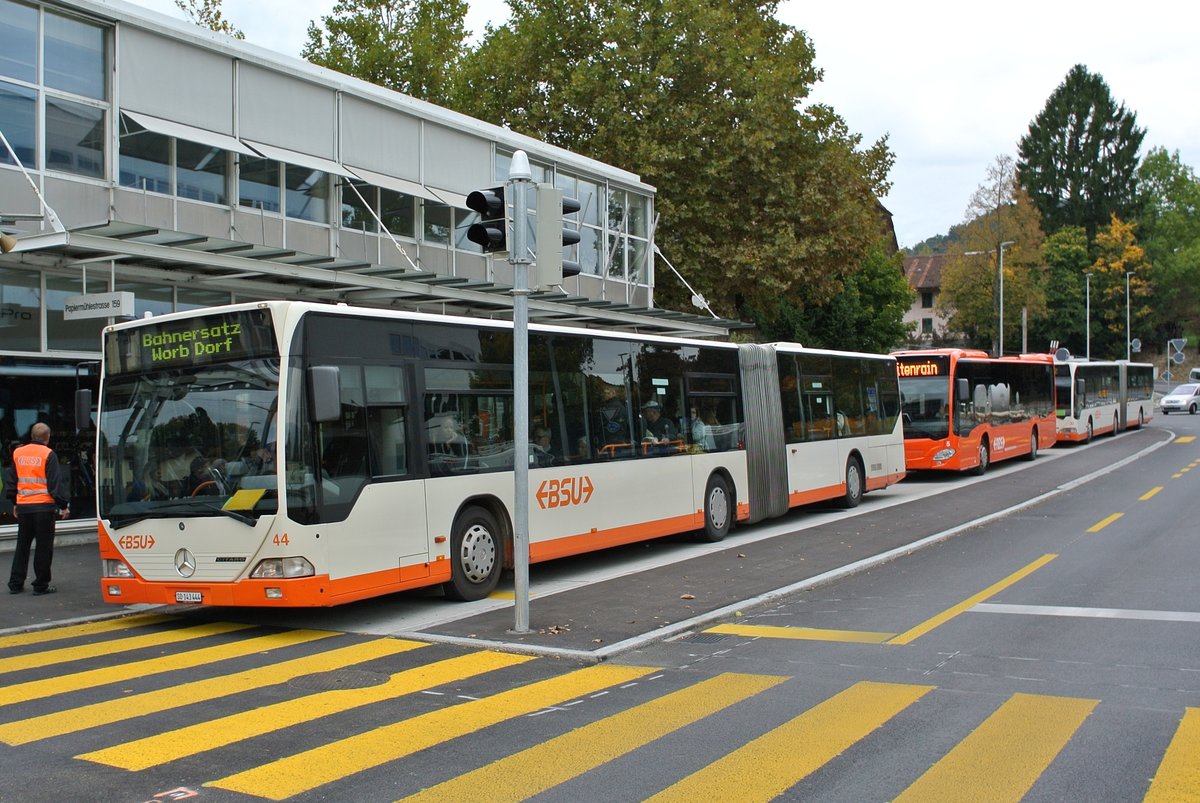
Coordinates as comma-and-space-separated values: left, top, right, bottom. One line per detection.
893, 348, 1057, 474
95, 301, 905, 607
1054, 358, 1154, 442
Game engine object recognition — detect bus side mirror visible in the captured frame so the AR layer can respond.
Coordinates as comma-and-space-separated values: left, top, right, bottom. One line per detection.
75, 389, 93, 433
955, 378, 969, 404
308, 366, 341, 422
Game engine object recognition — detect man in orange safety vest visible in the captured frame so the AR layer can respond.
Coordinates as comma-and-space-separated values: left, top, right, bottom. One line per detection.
5, 423, 70, 595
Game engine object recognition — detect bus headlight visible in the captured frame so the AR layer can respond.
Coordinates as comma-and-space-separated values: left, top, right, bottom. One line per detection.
103, 559, 134, 578
932, 448, 956, 461
250, 557, 315, 579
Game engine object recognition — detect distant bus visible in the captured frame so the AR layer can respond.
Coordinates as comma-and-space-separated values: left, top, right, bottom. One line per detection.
1054, 359, 1154, 441
94, 301, 905, 607
893, 349, 1057, 474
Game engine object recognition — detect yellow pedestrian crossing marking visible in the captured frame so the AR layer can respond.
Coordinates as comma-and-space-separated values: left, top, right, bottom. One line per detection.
894, 693, 1096, 802
1146, 707, 1200, 801
1, 617, 1195, 801
0, 614, 175, 649
80, 649, 534, 771
0, 620, 253, 675
400, 672, 787, 803
0, 627, 319, 707
0, 637, 419, 745
647, 681, 933, 802
207, 662, 659, 800
706, 623, 895, 643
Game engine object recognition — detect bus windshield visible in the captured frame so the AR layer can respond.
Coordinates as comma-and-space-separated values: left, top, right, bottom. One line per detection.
899, 374, 950, 440
97, 358, 281, 528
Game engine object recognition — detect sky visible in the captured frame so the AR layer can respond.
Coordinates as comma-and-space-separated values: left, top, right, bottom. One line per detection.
123, 0, 1198, 249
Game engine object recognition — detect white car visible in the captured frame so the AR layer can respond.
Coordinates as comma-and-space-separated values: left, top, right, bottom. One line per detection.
1161, 384, 1200, 414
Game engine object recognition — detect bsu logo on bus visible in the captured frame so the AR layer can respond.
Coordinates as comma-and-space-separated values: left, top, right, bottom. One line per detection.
535, 475, 594, 509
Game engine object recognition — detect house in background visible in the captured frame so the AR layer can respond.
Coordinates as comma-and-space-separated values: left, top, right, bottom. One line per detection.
902, 254, 959, 346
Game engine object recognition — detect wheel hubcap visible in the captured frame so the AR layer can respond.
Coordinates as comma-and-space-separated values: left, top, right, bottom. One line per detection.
708, 487, 729, 531
848, 465, 861, 499
460, 524, 496, 583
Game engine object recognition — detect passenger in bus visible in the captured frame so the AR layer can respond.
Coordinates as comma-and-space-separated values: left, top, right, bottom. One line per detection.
184, 456, 220, 496
689, 403, 717, 452
530, 426, 555, 467
128, 461, 170, 501
598, 395, 630, 446
640, 399, 679, 445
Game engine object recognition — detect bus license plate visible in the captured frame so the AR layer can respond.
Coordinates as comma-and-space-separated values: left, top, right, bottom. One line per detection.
176, 591, 202, 603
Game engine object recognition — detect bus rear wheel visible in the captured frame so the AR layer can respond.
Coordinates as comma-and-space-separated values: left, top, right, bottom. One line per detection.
698, 473, 733, 542
841, 457, 864, 508
443, 506, 503, 601
972, 440, 990, 476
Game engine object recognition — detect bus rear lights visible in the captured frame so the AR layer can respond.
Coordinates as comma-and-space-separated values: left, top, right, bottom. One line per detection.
933, 448, 956, 462
103, 559, 134, 578
250, 557, 315, 579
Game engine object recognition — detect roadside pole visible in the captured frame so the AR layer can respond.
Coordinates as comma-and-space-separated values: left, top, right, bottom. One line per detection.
508, 152, 533, 634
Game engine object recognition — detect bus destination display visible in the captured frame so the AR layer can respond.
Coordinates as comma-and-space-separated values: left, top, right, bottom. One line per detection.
106, 309, 277, 375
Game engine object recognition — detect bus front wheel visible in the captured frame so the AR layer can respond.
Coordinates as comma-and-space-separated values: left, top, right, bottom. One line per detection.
698, 473, 733, 542
1025, 429, 1039, 461
444, 507, 503, 601
842, 457, 864, 508
972, 440, 990, 476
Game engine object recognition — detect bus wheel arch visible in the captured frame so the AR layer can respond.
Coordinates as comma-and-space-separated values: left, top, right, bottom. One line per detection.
697, 470, 735, 543
443, 499, 507, 601
841, 452, 865, 508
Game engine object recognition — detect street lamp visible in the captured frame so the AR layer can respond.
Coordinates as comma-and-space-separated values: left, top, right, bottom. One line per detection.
1085, 272, 1093, 359
1125, 271, 1135, 361
965, 241, 1015, 357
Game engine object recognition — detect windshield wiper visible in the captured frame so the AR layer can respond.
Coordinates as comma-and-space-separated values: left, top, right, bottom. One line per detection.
108, 501, 259, 528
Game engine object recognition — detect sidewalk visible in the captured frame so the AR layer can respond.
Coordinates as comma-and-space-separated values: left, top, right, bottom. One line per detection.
0, 537, 124, 633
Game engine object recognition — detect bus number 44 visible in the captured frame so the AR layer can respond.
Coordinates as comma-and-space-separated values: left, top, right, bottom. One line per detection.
536, 476, 594, 509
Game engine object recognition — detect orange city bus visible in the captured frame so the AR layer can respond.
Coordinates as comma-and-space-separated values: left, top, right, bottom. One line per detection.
893, 349, 1057, 474
94, 300, 905, 607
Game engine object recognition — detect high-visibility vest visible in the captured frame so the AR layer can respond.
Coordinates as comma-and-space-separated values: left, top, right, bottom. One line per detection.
14, 443, 56, 506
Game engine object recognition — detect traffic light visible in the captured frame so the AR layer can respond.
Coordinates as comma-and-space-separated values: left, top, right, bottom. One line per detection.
466, 186, 508, 253
534, 183, 582, 288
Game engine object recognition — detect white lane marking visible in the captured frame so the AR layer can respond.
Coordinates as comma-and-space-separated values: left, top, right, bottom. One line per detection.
973, 602, 1200, 623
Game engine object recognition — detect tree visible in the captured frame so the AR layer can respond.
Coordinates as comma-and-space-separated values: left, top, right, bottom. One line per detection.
1017, 64, 1145, 239
450, 0, 893, 327
1029, 226, 1089, 357
749, 239, 914, 351
303, 0, 469, 106
1136, 147, 1200, 340
175, 0, 244, 38
937, 156, 1045, 354
1088, 215, 1151, 359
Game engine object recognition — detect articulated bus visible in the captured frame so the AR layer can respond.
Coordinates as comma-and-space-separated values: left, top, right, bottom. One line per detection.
893, 349, 1057, 474
94, 301, 905, 607
1054, 359, 1155, 442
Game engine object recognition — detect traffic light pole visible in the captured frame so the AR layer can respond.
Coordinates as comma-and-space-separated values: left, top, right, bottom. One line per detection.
508, 151, 533, 634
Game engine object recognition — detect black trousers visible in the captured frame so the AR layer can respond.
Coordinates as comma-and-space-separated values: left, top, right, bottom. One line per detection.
8, 507, 57, 592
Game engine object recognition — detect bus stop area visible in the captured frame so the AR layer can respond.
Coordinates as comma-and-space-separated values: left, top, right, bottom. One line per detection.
0, 428, 1162, 653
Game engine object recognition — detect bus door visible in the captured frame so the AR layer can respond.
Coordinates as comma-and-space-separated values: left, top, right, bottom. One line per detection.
316, 362, 428, 588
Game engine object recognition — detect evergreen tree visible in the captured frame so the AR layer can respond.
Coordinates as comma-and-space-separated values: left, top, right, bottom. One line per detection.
1017, 65, 1144, 239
